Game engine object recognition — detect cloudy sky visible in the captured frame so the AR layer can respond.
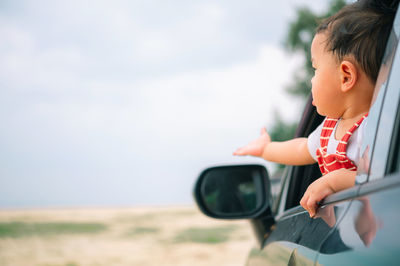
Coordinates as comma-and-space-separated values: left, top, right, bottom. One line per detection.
0, 0, 329, 208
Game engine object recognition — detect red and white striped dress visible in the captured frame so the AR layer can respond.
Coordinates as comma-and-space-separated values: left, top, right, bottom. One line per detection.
316, 114, 368, 175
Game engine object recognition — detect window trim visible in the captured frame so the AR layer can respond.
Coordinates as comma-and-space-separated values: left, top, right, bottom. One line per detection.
385, 98, 400, 174
359, 171, 400, 197
276, 183, 360, 221
277, 171, 400, 221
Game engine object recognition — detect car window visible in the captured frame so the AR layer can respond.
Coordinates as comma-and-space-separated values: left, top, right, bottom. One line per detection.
277, 12, 400, 213
274, 98, 324, 212
356, 13, 400, 183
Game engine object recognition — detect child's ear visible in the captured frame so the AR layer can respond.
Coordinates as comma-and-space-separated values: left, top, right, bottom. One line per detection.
340, 60, 358, 92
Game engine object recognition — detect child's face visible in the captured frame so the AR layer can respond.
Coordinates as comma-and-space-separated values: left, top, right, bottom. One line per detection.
310, 33, 343, 118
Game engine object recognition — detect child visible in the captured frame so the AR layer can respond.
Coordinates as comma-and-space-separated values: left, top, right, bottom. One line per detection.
233, 0, 398, 217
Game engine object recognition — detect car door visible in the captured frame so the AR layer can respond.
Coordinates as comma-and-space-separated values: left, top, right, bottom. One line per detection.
247, 10, 400, 265
315, 91, 400, 265
315, 10, 400, 265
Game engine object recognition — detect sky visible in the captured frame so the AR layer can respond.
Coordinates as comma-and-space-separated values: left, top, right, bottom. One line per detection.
0, 0, 329, 208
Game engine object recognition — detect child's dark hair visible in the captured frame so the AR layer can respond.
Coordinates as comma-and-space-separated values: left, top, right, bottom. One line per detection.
316, 0, 399, 83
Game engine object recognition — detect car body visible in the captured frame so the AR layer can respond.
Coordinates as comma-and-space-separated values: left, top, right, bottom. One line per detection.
193, 7, 400, 266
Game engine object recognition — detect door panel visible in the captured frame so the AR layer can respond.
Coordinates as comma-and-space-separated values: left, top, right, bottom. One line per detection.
246, 243, 315, 266
246, 201, 352, 266
316, 177, 400, 265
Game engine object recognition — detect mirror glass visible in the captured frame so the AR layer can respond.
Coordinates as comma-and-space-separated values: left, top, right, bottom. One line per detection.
200, 167, 265, 216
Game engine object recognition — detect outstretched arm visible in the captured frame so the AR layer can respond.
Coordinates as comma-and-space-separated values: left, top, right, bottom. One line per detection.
233, 127, 315, 165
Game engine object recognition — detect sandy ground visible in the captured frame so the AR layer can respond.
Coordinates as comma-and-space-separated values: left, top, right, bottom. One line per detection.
0, 205, 255, 266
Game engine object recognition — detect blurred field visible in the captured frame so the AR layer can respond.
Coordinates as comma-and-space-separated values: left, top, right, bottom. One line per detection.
0, 206, 254, 266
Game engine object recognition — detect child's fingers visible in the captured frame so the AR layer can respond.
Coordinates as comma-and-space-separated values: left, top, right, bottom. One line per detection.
300, 193, 310, 214
300, 194, 308, 208
233, 148, 244, 156
306, 196, 318, 217
261, 127, 267, 134
307, 188, 333, 217
301, 188, 319, 217
233, 147, 249, 156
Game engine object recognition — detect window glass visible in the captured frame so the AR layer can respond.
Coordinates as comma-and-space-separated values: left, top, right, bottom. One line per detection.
366, 28, 400, 181
356, 15, 400, 183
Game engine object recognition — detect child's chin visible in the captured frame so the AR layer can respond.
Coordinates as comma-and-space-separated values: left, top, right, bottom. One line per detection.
315, 108, 324, 116
313, 103, 327, 117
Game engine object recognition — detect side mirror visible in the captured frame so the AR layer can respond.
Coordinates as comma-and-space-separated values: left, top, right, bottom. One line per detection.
193, 164, 272, 219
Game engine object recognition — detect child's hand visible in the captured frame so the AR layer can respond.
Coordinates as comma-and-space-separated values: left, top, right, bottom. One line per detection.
300, 169, 356, 217
233, 127, 271, 157
300, 173, 336, 218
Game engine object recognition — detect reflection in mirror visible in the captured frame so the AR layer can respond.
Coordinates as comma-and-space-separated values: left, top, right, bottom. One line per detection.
200, 168, 264, 216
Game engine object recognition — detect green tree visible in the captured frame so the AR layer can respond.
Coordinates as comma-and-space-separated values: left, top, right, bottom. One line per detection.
285, 0, 346, 98
269, 0, 346, 174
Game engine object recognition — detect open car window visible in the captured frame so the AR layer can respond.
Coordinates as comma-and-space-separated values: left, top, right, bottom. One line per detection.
273, 97, 324, 212
278, 11, 400, 212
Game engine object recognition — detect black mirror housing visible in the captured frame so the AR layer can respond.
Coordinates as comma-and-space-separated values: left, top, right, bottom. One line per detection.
193, 164, 272, 219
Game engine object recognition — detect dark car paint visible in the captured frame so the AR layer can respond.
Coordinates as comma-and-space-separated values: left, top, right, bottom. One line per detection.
317, 174, 400, 265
